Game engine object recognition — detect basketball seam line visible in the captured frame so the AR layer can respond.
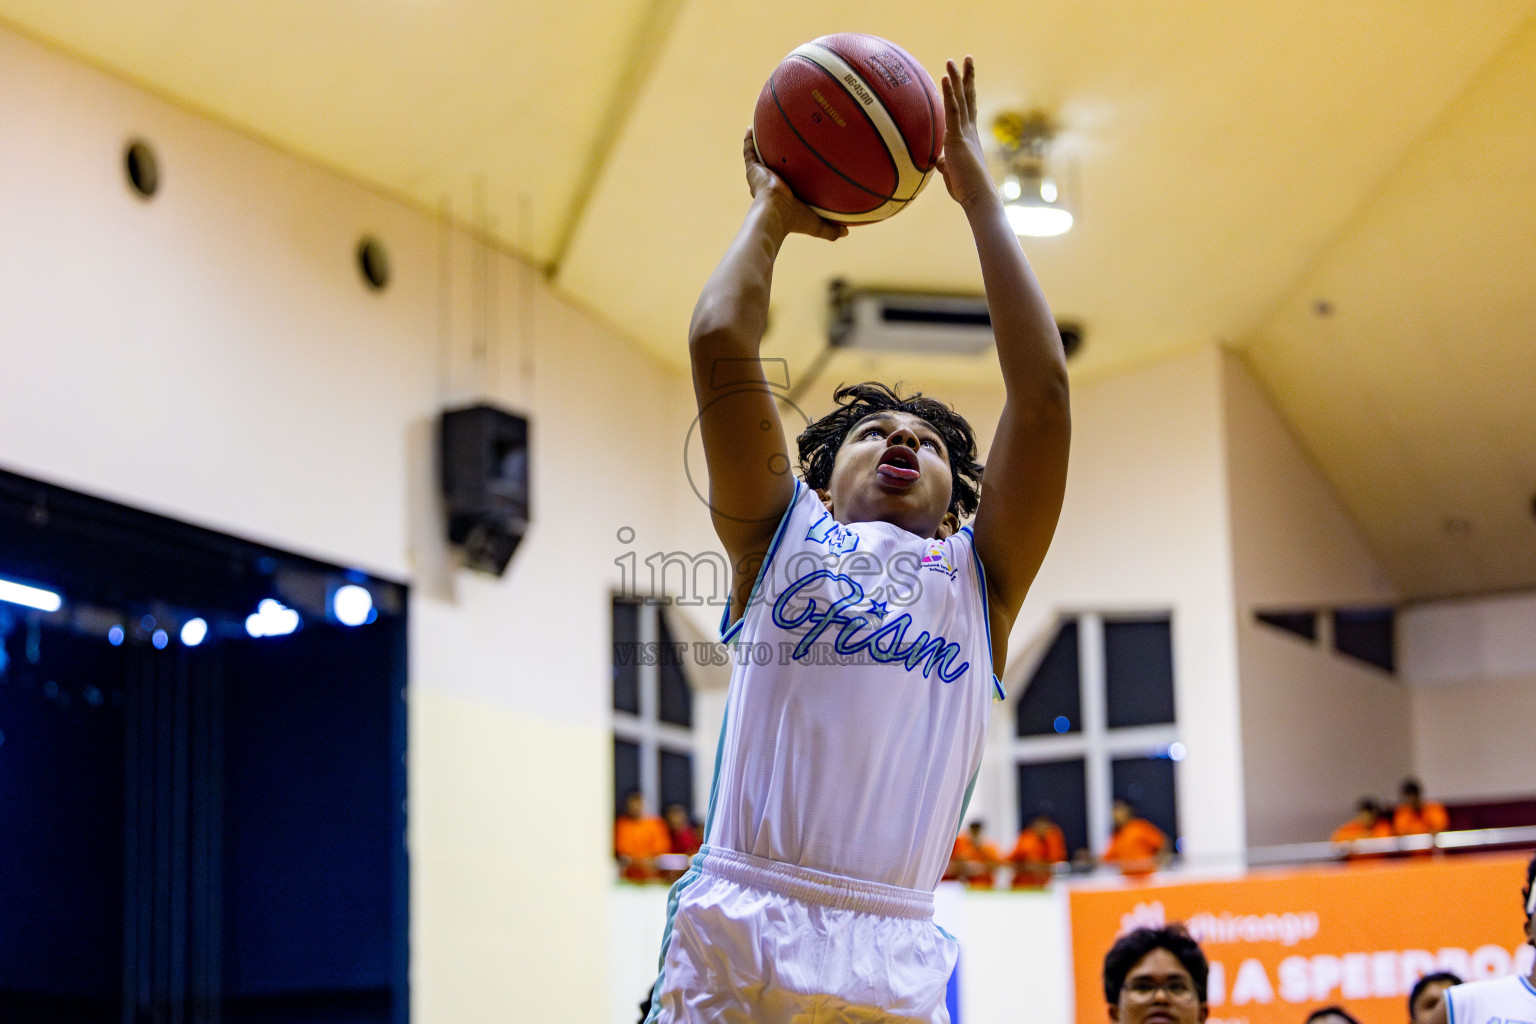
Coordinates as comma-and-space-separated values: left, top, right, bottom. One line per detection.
792, 44, 928, 200
771, 60, 900, 210
884, 48, 939, 169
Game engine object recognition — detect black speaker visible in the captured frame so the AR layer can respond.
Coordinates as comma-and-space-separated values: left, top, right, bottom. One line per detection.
439, 404, 530, 576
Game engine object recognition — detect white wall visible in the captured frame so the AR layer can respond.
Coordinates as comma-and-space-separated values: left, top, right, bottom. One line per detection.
971, 344, 1248, 862
1403, 592, 1536, 801
1, 24, 716, 1022
1221, 349, 1409, 846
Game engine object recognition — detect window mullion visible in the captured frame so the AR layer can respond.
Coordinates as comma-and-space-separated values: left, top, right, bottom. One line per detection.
1080, 613, 1110, 856
639, 605, 660, 814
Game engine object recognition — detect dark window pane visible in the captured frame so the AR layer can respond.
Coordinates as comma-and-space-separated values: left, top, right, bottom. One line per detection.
657, 611, 692, 727
1016, 758, 1088, 859
1016, 619, 1080, 737
614, 738, 640, 818
659, 747, 694, 820
612, 599, 640, 715
1104, 617, 1176, 729
1333, 607, 1395, 674
1255, 610, 1318, 642
1112, 755, 1179, 849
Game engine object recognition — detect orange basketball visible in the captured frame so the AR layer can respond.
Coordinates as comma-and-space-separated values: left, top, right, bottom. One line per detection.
752, 33, 944, 225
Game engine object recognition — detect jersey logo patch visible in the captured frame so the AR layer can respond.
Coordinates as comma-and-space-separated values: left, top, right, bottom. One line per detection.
921, 542, 957, 579
806, 512, 860, 555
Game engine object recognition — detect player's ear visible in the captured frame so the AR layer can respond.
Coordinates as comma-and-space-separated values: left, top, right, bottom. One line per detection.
936, 511, 959, 539
815, 488, 834, 514
1107, 1004, 1121, 1023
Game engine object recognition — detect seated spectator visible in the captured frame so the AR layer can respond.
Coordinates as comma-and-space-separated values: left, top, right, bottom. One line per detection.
1393, 779, 1449, 854
1407, 971, 1461, 1024
1331, 798, 1395, 860
1009, 812, 1068, 888
1101, 799, 1169, 878
948, 821, 1002, 889
665, 803, 701, 857
614, 789, 671, 883
1101, 923, 1209, 1024
1304, 1006, 1362, 1024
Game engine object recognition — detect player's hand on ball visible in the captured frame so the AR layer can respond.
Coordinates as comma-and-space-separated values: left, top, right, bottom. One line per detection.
937, 57, 998, 212
743, 129, 848, 241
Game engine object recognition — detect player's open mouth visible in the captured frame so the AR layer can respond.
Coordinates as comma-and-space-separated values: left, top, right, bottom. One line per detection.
876, 447, 920, 483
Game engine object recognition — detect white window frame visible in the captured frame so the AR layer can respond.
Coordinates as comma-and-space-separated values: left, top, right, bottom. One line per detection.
1008, 612, 1179, 856
613, 601, 695, 816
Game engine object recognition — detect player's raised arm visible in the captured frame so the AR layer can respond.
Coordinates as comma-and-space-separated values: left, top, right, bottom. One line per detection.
689, 131, 846, 610
936, 57, 1071, 633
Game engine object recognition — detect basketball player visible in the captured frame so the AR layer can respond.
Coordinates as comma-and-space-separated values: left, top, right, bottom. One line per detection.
645, 55, 1071, 1023
1424, 851, 1536, 1023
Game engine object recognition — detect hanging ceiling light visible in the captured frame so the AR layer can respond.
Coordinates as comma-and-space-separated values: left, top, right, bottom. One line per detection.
993, 110, 1073, 237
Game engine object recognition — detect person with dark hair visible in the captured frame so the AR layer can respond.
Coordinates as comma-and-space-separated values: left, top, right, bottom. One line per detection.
1427, 852, 1536, 1023
644, 55, 1072, 1024
948, 820, 1003, 889
1303, 1007, 1361, 1024
615, 790, 672, 883
1009, 812, 1068, 888
1407, 971, 1461, 1024
1102, 798, 1170, 878
1393, 779, 1448, 853
1331, 797, 1395, 861
1102, 924, 1209, 1023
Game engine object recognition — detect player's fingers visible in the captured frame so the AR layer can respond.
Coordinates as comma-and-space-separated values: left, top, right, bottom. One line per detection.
743, 128, 756, 163
963, 57, 977, 117
941, 66, 959, 127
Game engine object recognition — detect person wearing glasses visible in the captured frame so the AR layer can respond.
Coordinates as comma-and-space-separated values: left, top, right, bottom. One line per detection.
1102, 924, 1210, 1024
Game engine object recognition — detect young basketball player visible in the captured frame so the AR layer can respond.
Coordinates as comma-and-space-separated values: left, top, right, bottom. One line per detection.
646, 56, 1071, 1023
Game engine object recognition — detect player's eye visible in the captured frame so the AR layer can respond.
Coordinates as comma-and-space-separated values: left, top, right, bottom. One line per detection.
921, 438, 940, 451
861, 427, 885, 440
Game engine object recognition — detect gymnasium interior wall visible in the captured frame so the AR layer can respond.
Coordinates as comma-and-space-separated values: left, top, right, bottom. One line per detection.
1221, 349, 1413, 847
1403, 591, 1536, 802
974, 344, 1248, 860
0, 23, 717, 1022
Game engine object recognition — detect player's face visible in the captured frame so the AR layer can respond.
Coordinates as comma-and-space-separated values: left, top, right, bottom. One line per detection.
1410, 980, 1454, 1024
1109, 949, 1207, 1024
825, 411, 956, 538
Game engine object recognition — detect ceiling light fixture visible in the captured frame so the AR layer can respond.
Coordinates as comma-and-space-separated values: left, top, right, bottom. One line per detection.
992, 110, 1073, 237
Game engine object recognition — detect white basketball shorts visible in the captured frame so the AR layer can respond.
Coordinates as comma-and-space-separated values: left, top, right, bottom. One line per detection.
647, 846, 958, 1024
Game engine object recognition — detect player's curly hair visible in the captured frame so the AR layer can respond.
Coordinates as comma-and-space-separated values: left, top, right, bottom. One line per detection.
1102, 924, 1209, 1005
1524, 851, 1535, 921
796, 382, 984, 520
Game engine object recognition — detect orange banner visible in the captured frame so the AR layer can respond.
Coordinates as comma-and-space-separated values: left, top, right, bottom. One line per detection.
1069, 853, 1533, 1024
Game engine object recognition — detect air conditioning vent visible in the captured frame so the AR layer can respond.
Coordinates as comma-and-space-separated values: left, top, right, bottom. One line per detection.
828, 281, 1081, 358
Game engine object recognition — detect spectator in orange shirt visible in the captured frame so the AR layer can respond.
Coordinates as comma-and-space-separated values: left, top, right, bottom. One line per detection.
948, 821, 1003, 889
1393, 779, 1448, 854
614, 789, 672, 882
1331, 797, 1395, 861
1010, 813, 1068, 888
1101, 799, 1169, 878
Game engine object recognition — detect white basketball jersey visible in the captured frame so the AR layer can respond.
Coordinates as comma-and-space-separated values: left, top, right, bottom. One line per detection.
704, 480, 1004, 891
1446, 974, 1536, 1024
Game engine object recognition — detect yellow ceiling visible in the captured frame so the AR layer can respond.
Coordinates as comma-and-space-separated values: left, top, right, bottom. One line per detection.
4, 0, 1533, 600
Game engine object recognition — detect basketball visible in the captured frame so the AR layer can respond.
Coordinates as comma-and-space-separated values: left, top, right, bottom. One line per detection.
752, 33, 944, 225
